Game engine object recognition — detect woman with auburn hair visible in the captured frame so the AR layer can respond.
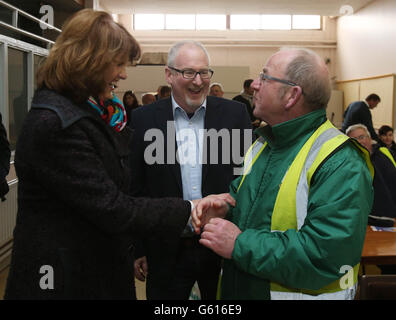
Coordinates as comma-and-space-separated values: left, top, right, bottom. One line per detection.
4, 9, 194, 299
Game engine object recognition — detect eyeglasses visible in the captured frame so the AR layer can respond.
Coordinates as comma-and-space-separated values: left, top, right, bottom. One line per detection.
259, 72, 298, 87
353, 135, 370, 141
168, 66, 214, 80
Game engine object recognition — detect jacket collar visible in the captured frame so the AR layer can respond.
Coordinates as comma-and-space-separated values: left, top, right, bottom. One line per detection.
256, 109, 327, 148
31, 89, 98, 129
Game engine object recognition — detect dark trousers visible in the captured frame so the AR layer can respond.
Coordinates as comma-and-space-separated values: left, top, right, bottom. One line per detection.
146, 237, 221, 300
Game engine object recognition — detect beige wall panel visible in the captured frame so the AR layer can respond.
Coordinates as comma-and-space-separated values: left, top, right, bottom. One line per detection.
327, 90, 344, 129
337, 81, 360, 111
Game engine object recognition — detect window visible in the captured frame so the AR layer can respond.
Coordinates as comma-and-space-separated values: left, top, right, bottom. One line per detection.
230, 15, 261, 30
165, 14, 195, 30
261, 15, 291, 30
133, 14, 321, 31
8, 48, 28, 150
196, 15, 226, 30
292, 15, 321, 29
134, 14, 165, 30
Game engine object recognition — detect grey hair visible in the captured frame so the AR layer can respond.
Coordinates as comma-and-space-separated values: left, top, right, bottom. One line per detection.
346, 123, 371, 138
167, 40, 210, 67
281, 47, 331, 111
210, 82, 224, 91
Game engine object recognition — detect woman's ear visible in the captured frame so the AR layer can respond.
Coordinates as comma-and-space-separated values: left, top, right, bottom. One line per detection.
284, 86, 303, 110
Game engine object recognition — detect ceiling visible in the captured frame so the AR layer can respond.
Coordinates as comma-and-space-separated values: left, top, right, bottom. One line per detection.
99, 0, 376, 16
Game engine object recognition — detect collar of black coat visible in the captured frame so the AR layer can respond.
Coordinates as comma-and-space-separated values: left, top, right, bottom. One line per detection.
31, 89, 99, 129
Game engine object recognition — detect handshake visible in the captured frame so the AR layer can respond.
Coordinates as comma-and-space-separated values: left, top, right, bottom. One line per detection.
135, 193, 242, 280
191, 193, 235, 234
191, 193, 242, 259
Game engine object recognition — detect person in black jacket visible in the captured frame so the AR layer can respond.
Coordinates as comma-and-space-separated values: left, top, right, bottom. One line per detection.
346, 124, 396, 221
4, 10, 229, 300
130, 40, 252, 300
0, 111, 11, 201
233, 79, 260, 128
378, 125, 396, 160
346, 123, 396, 275
341, 94, 381, 142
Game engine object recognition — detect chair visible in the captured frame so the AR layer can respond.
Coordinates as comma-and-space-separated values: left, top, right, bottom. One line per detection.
359, 275, 396, 300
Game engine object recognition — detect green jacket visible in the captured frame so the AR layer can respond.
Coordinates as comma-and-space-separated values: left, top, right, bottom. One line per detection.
222, 109, 373, 300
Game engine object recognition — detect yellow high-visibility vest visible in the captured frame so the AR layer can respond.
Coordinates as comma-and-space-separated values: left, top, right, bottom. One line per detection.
238, 120, 374, 299
379, 147, 396, 168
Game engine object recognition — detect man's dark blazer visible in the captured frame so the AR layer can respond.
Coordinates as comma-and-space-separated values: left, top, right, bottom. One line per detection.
129, 95, 252, 290
341, 100, 379, 142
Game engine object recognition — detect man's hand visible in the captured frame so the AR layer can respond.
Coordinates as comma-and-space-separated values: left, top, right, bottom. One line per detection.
199, 218, 242, 259
134, 256, 148, 281
191, 193, 235, 234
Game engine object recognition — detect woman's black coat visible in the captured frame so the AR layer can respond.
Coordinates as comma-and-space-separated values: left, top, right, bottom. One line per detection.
4, 89, 190, 299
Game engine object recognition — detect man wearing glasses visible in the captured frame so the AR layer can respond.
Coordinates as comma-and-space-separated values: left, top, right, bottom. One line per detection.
346, 124, 396, 226
193, 48, 373, 300
346, 123, 396, 275
129, 40, 252, 299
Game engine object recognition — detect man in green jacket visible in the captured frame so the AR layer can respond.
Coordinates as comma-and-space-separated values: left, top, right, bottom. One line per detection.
193, 48, 373, 300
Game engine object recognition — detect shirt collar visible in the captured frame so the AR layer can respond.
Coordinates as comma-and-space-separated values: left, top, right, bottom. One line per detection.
171, 94, 207, 118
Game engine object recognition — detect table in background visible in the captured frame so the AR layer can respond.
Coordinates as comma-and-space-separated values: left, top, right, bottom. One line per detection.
361, 226, 396, 273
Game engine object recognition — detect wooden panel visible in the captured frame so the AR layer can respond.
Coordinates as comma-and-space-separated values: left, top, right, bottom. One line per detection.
337, 75, 395, 128
327, 90, 343, 128
337, 81, 360, 111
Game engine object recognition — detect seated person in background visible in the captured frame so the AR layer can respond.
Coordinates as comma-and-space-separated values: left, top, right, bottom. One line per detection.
346, 124, 396, 226
378, 125, 396, 160
347, 123, 396, 275
142, 93, 156, 105
122, 90, 140, 125
209, 83, 224, 98
159, 85, 171, 99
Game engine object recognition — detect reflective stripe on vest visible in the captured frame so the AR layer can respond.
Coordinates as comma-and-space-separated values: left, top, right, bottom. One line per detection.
237, 120, 373, 299
379, 147, 396, 168
237, 137, 267, 193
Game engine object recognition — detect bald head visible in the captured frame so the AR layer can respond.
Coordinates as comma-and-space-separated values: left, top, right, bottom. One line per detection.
167, 40, 210, 67
280, 48, 331, 111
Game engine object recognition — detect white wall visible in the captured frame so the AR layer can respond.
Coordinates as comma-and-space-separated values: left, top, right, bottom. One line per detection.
337, 0, 396, 127
336, 0, 396, 81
